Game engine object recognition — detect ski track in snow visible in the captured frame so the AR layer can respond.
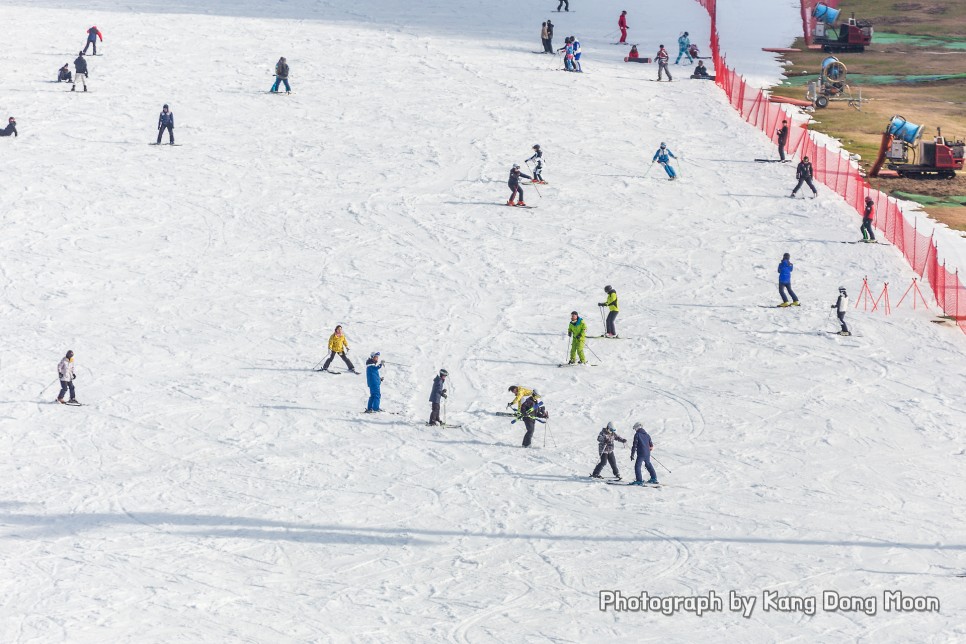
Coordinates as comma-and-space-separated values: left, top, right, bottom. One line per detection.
2, 0, 966, 641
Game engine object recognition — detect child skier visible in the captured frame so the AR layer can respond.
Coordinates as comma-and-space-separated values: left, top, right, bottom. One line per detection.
655, 45, 672, 81
598, 285, 619, 337
428, 369, 448, 426
652, 142, 677, 180
526, 144, 546, 183
507, 163, 532, 206
82, 25, 102, 55
519, 390, 547, 447
675, 32, 692, 64
567, 311, 588, 364
56, 350, 78, 404
558, 37, 576, 72
590, 422, 626, 479
322, 324, 356, 373
790, 156, 818, 198
72, 52, 88, 92
831, 287, 850, 335
365, 352, 383, 412
156, 104, 174, 145
506, 385, 533, 411
861, 196, 877, 242
271, 57, 291, 93
629, 422, 658, 485
777, 252, 800, 307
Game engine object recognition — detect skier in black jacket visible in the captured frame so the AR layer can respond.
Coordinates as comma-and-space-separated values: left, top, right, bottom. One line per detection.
776, 120, 789, 162
72, 52, 88, 92
519, 390, 547, 447
428, 369, 448, 426
58, 64, 72, 82
790, 156, 817, 198
0, 117, 16, 137
507, 164, 532, 207
157, 104, 174, 144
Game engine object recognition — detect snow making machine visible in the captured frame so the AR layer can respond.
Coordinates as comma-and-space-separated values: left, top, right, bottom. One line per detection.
813, 3, 873, 53
870, 116, 965, 179
805, 56, 864, 109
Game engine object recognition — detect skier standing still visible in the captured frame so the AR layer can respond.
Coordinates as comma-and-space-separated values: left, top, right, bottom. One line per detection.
72, 52, 88, 92
271, 57, 291, 93
598, 285, 619, 337
832, 287, 850, 335
777, 252, 800, 307
322, 324, 356, 373
56, 350, 78, 404
777, 119, 789, 162
590, 422, 626, 479
618, 11, 629, 44
365, 352, 383, 412
629, 422, 658, 485
652, 142, 677, 180
507, 164, 532, 206
567, 311, 588, 364
861, 196, 877, 242
428, 369, 448, 426
519, 390, 547, 448
655, 45, 672, 81
157, 104, 174, 145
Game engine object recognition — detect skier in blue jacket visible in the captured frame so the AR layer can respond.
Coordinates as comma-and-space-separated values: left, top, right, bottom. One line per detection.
777, 252, 800, 307
675, 32, 693, 64
428, 368, 448, 426
365, 352, 383, 412
156, 104, 174, 145
629, 422, 658, 485
652, 143, 677, 180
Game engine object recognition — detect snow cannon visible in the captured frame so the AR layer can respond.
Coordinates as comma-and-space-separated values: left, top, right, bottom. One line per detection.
806, 56, 863, 109
888, 116, 924, 145
813, 4, 841, 25
870, 115, 964, 179
821, 56, 847, 82
813, 5, 873, 53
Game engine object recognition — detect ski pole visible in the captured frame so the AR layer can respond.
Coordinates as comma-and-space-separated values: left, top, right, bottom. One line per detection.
545, 419, 557, 447
643, 162, 655, 178
585, 342, 602, 363
652, 454, 671, 473
312, 357, 326, 371
443, 398, 447, 425
38, 377, 59, 398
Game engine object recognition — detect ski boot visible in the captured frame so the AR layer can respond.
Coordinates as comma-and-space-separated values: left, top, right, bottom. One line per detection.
590, 473, 602, 479
628, 480, 645, 486
507, 200, 516, 206
778, 302, 791, 308
614, 475, 622, 481
791, 301, 801, 306
646, 477, 659, 485
568, 360, 575, 365
838, 331, 852, 336
516, 201, 527, 207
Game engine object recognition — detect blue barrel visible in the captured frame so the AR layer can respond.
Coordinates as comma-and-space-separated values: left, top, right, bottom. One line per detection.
888, 116, 923, 144
814, 3, 840, 25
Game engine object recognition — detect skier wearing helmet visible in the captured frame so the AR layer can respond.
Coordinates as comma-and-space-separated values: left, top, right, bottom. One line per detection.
831, 287, 850, 336
629, 422, 658, 485
597, 285, 619, 337
567, 311, 588, 364
590, 422, 627, 480
519, 390, 547, 447
652, 142, 677, 180
428, 369, 449, 426
507, 163, 532, 207
526, 144, 546, 184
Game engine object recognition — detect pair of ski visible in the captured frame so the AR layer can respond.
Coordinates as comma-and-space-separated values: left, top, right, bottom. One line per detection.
317, 368, 359, 375
504, 203, 537, 209
425, 422, 463, 429
589, 334, 628, 339
58, 401, 83, 407
601, 478, 663, 488
841, 240, 879, 244
557, 362, 597, 368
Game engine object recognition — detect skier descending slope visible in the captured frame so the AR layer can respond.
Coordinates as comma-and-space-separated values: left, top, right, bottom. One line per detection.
507, 164, 532, 207
590, 422, 626, 479
629, 422, 658, 485
365, 352, 383, 413
82, 25, 102, 55
618, 11, 629, 44
567, 311, 588, 365
652, 143, 677, 180
790, 156, 818, 198
831, 287, 850, 336
519, 390, 548, 448
527, 144, 546, 184
322, 324, 357, 373
428, 369, 448, 426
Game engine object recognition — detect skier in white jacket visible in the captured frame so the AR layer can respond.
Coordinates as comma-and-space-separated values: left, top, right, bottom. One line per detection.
831, 287, 850, 336
57, 350, 78, 404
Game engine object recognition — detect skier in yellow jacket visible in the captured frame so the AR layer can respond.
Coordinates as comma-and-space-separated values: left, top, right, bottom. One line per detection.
506, 385, 533, 411
598, 285, 619, 338
321, 325, 358, 373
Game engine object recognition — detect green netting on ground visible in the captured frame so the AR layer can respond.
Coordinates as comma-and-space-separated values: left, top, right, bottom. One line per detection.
873, 32, 966, 50
892, 191, 966, 207
780, 73, 966, 86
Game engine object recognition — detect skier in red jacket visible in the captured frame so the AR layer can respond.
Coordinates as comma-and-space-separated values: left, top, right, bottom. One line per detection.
83, 26, 103, 55
618, 11, 629, 44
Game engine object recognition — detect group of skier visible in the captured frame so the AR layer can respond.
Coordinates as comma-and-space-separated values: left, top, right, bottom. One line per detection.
776, 253, 852, 335
590, 422, 659, 485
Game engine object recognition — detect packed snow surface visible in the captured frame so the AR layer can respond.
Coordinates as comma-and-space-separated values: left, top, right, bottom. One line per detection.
1, 0, 965, 641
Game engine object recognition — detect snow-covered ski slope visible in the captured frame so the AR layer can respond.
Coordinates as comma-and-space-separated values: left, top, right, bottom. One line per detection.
2, 0, 965, 641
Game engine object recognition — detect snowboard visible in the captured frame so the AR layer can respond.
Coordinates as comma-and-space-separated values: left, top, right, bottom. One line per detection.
754, 159, 784, 163
624, 57, 652, 63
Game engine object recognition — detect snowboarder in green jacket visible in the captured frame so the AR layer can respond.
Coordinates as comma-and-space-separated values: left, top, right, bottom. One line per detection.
568, 311, 588, 364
